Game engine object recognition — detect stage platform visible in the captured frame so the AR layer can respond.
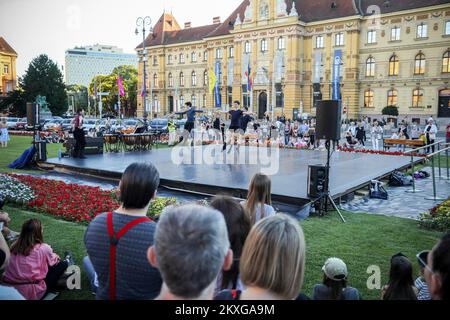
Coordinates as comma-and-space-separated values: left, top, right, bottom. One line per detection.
46, 146, 421, 206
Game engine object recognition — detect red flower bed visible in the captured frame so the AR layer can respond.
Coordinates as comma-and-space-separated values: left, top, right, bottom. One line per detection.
9, 131, 34, 136
11, 174, 119, 223
338, 147, 426, 157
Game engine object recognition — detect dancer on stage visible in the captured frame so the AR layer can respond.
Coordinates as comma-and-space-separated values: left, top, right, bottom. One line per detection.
221, 101, 254, 152
176, 102, 203, 144
71, 109, 86, 159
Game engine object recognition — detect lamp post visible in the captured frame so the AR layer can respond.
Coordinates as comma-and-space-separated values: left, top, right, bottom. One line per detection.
135, 16, 152, 117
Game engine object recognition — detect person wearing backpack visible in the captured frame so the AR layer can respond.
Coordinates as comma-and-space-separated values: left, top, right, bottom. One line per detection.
84, 163, 162, 300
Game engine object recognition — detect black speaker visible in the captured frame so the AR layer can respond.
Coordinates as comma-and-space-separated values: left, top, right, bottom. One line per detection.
307, 165, 329, 198
26, 102, 39, 128
315, 100, 341, 141
34, 141, 47, 162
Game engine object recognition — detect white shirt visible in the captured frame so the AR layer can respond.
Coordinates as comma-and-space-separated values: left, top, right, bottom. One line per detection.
424, 124, 438, 140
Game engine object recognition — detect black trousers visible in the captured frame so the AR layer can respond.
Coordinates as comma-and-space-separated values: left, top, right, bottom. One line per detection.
73, 128, 86, 157
45, 260, 69, 293
426, 134, 435, 153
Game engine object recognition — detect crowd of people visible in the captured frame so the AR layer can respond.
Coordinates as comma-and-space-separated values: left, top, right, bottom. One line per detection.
0, 162, 448, 301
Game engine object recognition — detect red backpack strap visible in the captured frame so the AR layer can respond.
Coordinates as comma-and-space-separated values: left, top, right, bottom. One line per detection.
107, 212, 152, 300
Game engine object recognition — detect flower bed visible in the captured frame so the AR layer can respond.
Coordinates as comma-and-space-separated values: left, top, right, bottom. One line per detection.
338, 147, 426, 157
419, 198, 450, 232
9, 131, 34, 136
6, 174, 178, 224
0, 174, 36, 204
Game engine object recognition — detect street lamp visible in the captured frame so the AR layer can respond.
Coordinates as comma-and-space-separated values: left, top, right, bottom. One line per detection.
135, 16, 152, 117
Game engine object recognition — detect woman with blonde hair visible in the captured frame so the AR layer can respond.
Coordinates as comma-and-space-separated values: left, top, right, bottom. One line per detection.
242, 173, 275, 225
215, 214, 307, 300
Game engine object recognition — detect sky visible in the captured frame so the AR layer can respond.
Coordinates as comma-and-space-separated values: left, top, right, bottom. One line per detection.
0, 0, 243, 77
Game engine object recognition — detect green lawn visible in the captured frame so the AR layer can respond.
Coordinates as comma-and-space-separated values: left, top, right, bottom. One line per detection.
4, 205, 442, 300
0, 135, 62, 174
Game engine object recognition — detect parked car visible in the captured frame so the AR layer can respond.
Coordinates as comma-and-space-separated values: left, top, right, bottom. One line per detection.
83, 119, 101, 133
43, 119, 63, 131
6, 118, 20, 130
60, 119, 73, 131
149, 119, 169, 134
15, 118, 28, 131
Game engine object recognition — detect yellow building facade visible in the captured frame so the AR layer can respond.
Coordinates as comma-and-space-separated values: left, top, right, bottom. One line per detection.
0, 37, 18, 97
137, 0, 450, 122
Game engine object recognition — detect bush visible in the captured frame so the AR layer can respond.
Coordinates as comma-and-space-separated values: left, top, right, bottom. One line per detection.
419, 198, 450, 232
382, 106, 399, 117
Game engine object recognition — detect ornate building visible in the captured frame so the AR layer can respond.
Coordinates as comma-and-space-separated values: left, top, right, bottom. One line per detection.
0, 37, 18, 97
136, 0, 450, 122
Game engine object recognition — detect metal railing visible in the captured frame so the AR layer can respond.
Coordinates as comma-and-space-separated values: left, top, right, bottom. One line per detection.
404, 140, 449, 201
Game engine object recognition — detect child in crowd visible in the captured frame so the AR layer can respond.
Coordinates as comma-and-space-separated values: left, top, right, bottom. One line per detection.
0, 119, 9, 148
415, 251, 431, 300
381, 253, 418, 300
242, 173, 276, 226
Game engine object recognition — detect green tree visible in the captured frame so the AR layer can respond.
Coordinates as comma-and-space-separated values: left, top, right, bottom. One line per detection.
66, 84, 88, 112
382, 106, 399, 117
0, 89, 27, 116
21, 54, 67, 116
112, 65, 138, 117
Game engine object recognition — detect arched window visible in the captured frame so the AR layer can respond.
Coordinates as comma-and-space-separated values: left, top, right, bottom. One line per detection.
389, 54, 399, 76
412, 88, 424, 108
443, 50, 450, 73
414, 53, 425, 75
364, 89, 374, 108
366, 57, 375, 77
180, 72, 185, 87
261, 39, 268, 52
191, 94, 197, 107
191, 71, 197, 86
153, 73, 158, 88
168, 73, 173, 87
244, 41, 251, 54
204, 70, 208, 86
387, 89, 398, 106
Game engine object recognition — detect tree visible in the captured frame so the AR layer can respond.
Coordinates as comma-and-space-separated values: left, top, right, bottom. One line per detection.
112, 65, 138, 117
66, 84, 88, 112
382, 106, 399, 117
21, 54, 67, 116
0, 89, 27, 116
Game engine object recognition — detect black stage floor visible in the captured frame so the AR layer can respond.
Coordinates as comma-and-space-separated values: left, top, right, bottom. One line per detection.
46, 146, 419, 206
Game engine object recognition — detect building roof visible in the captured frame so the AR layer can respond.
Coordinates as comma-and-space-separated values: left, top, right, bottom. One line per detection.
0, 37, 17, 56
138, 0, 450, 48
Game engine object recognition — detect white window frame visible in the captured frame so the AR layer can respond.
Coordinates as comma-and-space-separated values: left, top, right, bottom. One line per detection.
3, 64, 9, 74
417, 23, 428, 39
335, 33, 344, 46
229, 46, 234, 58
445, 21, 450, 36
216, 48, 222, 59
179, 53, 185, 64
191, 71, 197, 87
316, 35, 324, 49
191, 52, 197, 62
367, 30, 377, 44
391, 27, 401, 41
277, 37, 286, 50
261, 39, 268, 52
244, 41, 251, 54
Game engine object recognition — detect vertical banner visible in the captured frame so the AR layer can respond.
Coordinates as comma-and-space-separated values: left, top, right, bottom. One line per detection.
332, 49, 342, 101
214, 61, 221, 108
313, 51, 322, 108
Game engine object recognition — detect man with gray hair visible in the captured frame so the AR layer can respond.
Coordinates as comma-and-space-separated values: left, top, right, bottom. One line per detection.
147, 204, 233, 300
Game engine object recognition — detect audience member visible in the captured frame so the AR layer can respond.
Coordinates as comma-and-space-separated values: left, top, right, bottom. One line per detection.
424, 231, 450, 300
313, 257, 360, 300
2, 219, 73, 300
381, 253, 418, 300
215, 214, 306, 300
147, 204, 233, 300
0, 232, 24, 300
210, 196, 251, 296
84, 162, 163, 300
415, 250, 431, 300
242, 174, 276, 225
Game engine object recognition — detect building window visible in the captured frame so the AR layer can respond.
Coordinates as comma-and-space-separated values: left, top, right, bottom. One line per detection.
244, 41, 251, 54
391, 27, 401, 41
191, 52, 197, 62
261, 39, 268, 52
417, 23, 427, 39
191, 71, 197, 86
168, 55, 173, 65
204, 51, 208, 61
203, 94, 207, 107
446, 21, 450, 35
153, 73, 158, 88
414, 53, 426, 75
180, 72, 185, 87
227, 86, 233, 106
180, 95, 185, 108
367, 30, 377, 44
179, 53, 185, 64
168, 73, 174, 87
412, 88, 424, 108
335, 32, 344, 46
191, 95, 197, 107
366, 57, 375, 77
387, 89, 398, 107
443, 50, 450, 73
229, 46, 234, 58
153, 56, 158, 66
364, 89, 374, 108
278, 37, 286, 50
275, 84, 284, 108
242, 85, 250, 108
215, 48, 222, 59
3, 64, 9, 74
316, 35, 324, 49
388, 54, 399, 76
204, 70, 208, 86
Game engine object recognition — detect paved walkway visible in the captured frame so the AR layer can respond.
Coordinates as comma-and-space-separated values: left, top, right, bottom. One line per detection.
340, 167, 449, 220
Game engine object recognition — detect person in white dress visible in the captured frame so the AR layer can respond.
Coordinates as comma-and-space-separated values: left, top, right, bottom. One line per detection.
371, 121, 383, 151
0, 120, 10, 148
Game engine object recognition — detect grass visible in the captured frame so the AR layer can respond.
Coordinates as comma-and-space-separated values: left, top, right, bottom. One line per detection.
3, 205, 443, 300
0, 135, 62, 174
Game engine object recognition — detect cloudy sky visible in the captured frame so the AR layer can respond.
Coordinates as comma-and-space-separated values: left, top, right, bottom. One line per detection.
0, 0, 242, 77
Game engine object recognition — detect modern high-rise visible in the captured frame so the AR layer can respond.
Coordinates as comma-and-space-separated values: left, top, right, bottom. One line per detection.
65, 44, 138, 87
